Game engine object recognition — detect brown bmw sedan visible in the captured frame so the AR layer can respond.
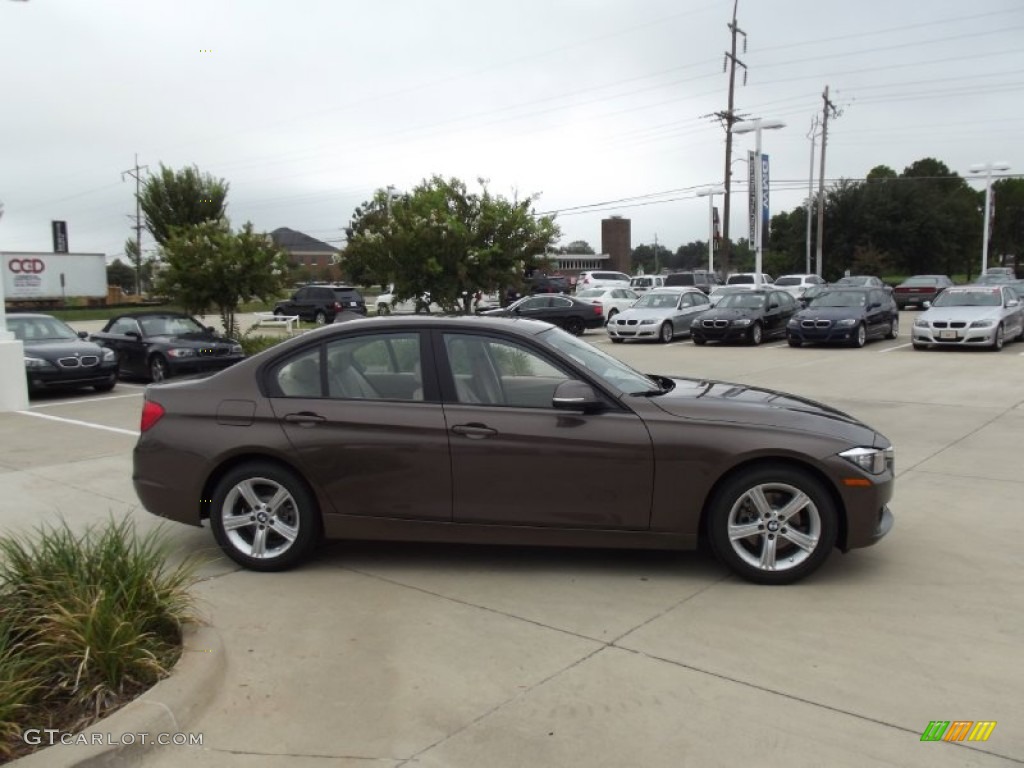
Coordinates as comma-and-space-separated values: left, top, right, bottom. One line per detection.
133, 315, 894, 584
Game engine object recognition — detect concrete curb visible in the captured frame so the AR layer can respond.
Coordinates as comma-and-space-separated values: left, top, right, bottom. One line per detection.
12, 622, 224, 767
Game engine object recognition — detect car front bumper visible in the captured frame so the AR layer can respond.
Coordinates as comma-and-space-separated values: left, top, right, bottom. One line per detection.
691, 324, 753, 342
27, 362, 119, 391
912, 326, 999, 346
787, 325, 860, 343
607, 322, 663, 340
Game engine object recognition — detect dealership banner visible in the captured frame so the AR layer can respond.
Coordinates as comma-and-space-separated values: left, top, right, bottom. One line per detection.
761, 153, 770, 249
713, 206, 721, 251
748, 151, 757, 243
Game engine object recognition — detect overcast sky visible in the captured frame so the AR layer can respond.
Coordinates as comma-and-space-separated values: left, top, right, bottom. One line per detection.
1, 0, 1021, 261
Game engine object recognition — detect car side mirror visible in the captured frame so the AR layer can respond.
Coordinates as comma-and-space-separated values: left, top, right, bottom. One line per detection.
552, 380, 603, 413
77, 330, 88, 339
922, 301, 931, 309
1008, 299, 1020, 308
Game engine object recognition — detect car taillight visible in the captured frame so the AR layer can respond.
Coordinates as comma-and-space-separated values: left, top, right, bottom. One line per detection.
333, 301, 342, 310
140, 400, 165, 432
593, 305, 602, 315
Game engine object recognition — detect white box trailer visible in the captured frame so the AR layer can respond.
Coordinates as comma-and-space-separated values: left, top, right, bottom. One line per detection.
2, 252, 107, 303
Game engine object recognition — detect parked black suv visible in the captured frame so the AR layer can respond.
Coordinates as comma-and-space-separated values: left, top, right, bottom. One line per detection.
664, 270, 721, 294
274, 285, 367, 324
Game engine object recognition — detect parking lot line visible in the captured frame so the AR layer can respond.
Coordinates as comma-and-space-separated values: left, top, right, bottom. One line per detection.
880, 342, 913, 353
15, 410, 140, 437
30, 392, 143, 409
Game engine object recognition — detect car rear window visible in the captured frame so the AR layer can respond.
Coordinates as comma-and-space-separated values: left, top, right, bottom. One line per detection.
728, 274, 755, 284
664, 273, 696, 286
902, 277, 938, 286
332, 288, 364, 302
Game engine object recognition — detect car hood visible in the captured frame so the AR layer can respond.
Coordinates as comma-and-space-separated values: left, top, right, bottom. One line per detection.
647, 376, 881, 445
616, 306, 681, 320
22, 338, 108, 358
698, 307, 764, 321
793, 306, 866, 322
919, 306, 1003, 322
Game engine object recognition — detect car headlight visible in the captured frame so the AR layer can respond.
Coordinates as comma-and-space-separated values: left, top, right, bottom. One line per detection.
839, 446, 893, 475
969, 320, 994, 328
229, 344, 244, 355
787, 317, 800, 326
101, 348, 116, 362
732, 318, 752, 326
166, 348, 196, 358
913, 318, 929, 328
639, 319, 656, 325
835, 318, 857, 327
24, 356, 56, 370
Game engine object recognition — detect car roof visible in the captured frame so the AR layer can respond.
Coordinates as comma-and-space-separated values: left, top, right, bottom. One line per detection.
108, 311, 195, 319
5, 312, 63, 320
304, 314, 561, 339
650, 286, 703, 293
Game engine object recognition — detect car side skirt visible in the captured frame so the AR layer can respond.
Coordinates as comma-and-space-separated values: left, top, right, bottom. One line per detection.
322, 515, 697, 551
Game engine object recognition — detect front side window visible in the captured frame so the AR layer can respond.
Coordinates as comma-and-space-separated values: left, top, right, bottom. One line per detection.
109, 317, 142, 335
444, 334, 570, 408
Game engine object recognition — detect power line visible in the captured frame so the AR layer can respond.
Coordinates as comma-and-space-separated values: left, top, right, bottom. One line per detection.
121, 154, 148, 294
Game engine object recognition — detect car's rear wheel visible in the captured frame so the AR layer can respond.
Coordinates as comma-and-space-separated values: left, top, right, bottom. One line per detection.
990, 323, 1004, 351
707, 465, 837, 585
565, 317, 585, 336
850, 322, 867, 348
314, 310, 327, 325
659, 322, 674, 343
748, 322, 763, 346
377, 303, 390, 316
210, 462, 321, 571
886, 317, 899, 340
149, 355, 169, 383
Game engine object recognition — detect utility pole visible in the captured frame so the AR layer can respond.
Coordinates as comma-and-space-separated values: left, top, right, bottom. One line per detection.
653, 233, 659, 274
814, 86, 839, 277
805, 116, 820, 275
718, 0, 747, 280
121, 154, 148, 294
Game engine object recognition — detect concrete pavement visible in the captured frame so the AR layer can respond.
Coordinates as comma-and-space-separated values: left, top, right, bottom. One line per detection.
2, 320, 1023, 766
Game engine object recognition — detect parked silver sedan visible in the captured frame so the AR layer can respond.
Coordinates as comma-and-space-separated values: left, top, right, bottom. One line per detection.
606, 287, 710, 343
912, 285, 1024, 351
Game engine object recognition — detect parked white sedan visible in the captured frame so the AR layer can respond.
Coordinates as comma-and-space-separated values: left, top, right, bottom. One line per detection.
606, 287, 711, 343
912, 285, 1024, 351
775, 273, 826, 299
575, 287, 641, 323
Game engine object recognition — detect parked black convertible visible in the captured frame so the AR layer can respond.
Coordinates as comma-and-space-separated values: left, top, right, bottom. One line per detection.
8, 313, 118, 394
786, 288, 899, 348
91, 312, 245, 382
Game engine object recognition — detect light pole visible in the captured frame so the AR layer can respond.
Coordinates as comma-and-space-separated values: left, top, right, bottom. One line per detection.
696, 188, 725, 274
969, 161, 1010, 274
733, 118, 785, 286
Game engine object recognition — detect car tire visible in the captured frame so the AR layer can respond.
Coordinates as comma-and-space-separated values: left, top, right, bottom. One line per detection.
149, 355, 170, 383
707, 464, 838, 585
1016, 323, 1024, 342
606, 309, 618, 324
377, 303, 391, 316
787, 337, 802, 347
565, 318, 585, 336
990, 324, 1004, 351
850, 323, 867, 348
659, 322, 674, 343
611, 338, 624, 344
886, 317, 899, 340
748, 322, 763, 346
209, 461, 321, 572
314, 310, 327, 325
692, 335, 706, 345
912, 341, 928, 350
94, 377, 116, 393
273, 308, 284, 317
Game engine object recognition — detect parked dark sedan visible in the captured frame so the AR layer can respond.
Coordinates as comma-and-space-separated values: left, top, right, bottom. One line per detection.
132, 315, 894, 585
893, 275, 953, 309
787, 288, 899, 347
7, 313, 118, 394
92, 312, 245, 382
690, 289, 799, 345
481, 294, 604, 335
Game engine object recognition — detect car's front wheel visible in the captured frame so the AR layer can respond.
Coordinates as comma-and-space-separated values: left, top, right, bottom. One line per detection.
990, 323, 1005, 351
209, 462, 321, 571
748, 322, 763, 346
886, 317, 899, 340
659, 322, 674, 343
149, 355, 169, 383
692, 335, 706, 345
707, 465, 838, 585
610, 337, 624, 344
787, 337, 802, 347
314, 310, 327, 325
94, 376, 116, 393
850, 322, 867, 348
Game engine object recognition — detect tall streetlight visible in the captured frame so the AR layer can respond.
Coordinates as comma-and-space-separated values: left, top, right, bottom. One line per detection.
969, 161, 1010, 274
733, 118, 785, 286
696, 188, 725, 274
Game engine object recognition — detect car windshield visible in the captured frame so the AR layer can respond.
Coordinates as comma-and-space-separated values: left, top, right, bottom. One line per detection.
138, 315, 207, 336
774, 277, 801, 286
634, 293, 681, 309
717, 293, 766, 309
809, 290, 868, 308
902, 277, 939, 286
7, 316, 78, 341
836, 277, 869, 286
542, 327, 659, 395
932, 289, 1001, 307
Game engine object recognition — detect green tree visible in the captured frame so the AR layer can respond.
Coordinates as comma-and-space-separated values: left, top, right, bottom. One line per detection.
139, 164, 229, 247
560, 239, 595, 254
343, 176, 560, 313
631, 242, 672, 273
672, 241, 708, 271
106, 258, 136, 292
156, 221, 289, 338
991, 178, 1024, 275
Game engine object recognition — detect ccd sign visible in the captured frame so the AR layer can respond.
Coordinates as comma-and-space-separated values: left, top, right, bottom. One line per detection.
8, 258, 45, 274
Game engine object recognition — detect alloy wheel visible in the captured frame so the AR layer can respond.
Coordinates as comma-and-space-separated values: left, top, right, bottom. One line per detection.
725, 482, 823, 574
219, 476, 300, 562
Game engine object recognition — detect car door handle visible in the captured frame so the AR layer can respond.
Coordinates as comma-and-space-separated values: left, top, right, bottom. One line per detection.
284, 412, 326, 427
451, 423, 497, 439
